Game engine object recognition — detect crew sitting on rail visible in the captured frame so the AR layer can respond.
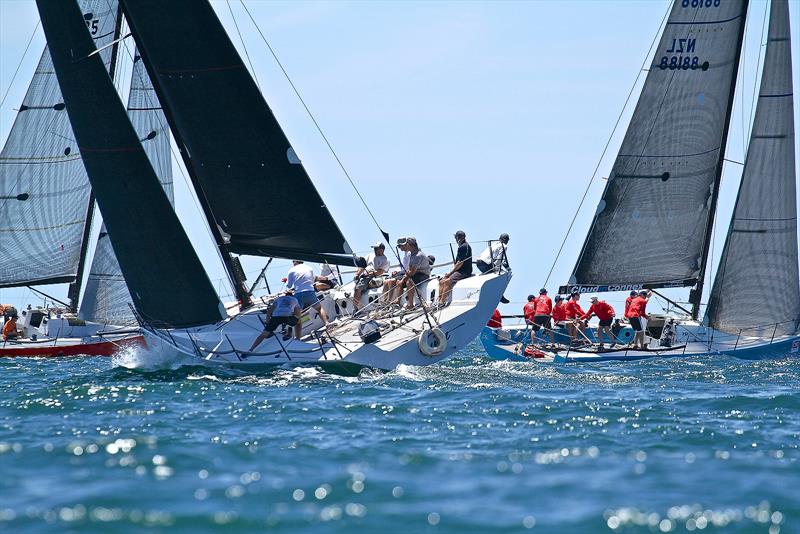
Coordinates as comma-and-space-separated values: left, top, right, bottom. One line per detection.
581, 295, 616, 349
400, 237, 431, 310
2, 312, 20, 341
383, 237, 412, 305
249, 289, 302, 351
352, 242, 390, 311
565, 292, 587, 343
476, 233, 510, 274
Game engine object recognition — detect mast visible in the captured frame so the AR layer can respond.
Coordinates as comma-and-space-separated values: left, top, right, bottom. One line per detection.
690, 0, 749, 320
68, 2, 125, 313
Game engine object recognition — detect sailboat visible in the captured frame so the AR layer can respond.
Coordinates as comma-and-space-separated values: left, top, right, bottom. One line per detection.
483, 0, 800, 363
36, 0, 510, 372
0, 0, 146, 357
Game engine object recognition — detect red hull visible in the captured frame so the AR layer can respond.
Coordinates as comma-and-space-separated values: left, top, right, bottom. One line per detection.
0, 335, 146, 358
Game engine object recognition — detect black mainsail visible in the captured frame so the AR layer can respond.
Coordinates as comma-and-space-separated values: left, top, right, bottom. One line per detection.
119, 0, 356, 305
705, 0, 799, 336
37, 0, 225, 328
79, 51, 174, 326
0, 0, 120, 292
565, 0, 748, 314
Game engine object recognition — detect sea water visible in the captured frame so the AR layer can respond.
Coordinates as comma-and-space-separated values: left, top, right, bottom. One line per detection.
0, 343, 797, 533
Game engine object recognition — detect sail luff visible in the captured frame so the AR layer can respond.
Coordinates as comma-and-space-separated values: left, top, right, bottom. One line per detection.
566, 0, 750, 297
37, 0, 226, 328
68, 2, 125, 312
705, 0, 799, 336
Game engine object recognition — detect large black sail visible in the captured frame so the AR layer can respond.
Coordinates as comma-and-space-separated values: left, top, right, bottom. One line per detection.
119, 0, 354, 264
567, 0, 748, 293
705, 0, 799, 336
79, 51, 174, 326
37, 0, 225, 328
0, 0, 119, 288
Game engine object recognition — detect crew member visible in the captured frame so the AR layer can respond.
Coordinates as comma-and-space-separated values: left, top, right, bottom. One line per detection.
624, 290, 637, 317
627, 290, 652, 349
2, 312, 20, 341
531, 288, 553, 344
564, 292, 587, 342
582, 295, 615, 349
523, 295, 537, 325
487, 309, 502, 328
249, 290, 302, 350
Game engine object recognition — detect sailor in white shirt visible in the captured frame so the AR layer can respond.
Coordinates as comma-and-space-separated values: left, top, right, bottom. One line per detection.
286, 260, 328, 324
476, 233, 510, 274
383, 237, 412, 305
353, 243, 390, 310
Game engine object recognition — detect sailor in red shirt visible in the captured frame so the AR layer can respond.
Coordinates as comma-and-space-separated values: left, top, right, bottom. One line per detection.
531, 288, 554, 343
582, 295, 616, 348
624, 290, 638, 318
523, 295, 537, 325
627, 290, 652, 348
564, 292, 587, 342
487, 308, 502, 328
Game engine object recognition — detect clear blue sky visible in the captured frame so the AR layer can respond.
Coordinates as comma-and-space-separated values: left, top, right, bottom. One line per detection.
1, 0, 799, 317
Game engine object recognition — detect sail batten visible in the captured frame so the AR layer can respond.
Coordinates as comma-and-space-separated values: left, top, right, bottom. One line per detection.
706, 0, 799, 336
567, 0, 748, 296
0, 0, 120, 289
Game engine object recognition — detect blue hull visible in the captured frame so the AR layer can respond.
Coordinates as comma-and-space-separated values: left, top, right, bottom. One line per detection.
480, 326, 800, 363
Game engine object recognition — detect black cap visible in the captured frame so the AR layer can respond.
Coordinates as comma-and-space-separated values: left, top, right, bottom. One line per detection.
454, 230, 466, 239
527, 294, 535, 301
554, 295, 563, 301
500, 233, 510, 242
639, 290, 649, 296
630, 290, 638, 296
539, 288, 547, 294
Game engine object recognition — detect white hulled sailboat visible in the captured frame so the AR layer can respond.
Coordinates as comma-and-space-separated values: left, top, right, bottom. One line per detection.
37, 0, 509, 372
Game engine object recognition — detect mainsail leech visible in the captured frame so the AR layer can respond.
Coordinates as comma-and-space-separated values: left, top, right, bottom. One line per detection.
566, 0, 749, 301
705, 0, 799, 336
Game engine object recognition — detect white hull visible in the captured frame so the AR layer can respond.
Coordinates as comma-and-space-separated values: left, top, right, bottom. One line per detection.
140, 272, 511, 372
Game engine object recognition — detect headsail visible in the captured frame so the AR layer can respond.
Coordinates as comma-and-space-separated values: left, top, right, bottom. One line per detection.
565, 0, 748, 298
79, 50, 174, 326
0, 0, 120, 289
119, 0, 354, 266
38, 0, 226, 328
705, 0, 799, 336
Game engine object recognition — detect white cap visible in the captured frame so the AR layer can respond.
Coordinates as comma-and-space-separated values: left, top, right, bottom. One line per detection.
589, 295, 599, 302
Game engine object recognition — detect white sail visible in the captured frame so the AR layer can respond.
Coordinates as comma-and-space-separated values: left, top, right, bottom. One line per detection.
706, 0, 799, 336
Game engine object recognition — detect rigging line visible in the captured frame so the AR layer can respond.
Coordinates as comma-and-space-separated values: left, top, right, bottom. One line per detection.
237, 1, 386, 241
238, 1, 439, 330
542, 0, 671, 289
0, 19, 40, 111
226, 0, 261, 92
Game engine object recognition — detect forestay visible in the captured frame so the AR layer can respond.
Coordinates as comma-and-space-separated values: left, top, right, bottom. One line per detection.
568, 0, 748, 291
38, 0, 226, 328
706, 0, 799, 336
79, 50, 174, 326
119, 0, 355, 265
0, 0, 119, 288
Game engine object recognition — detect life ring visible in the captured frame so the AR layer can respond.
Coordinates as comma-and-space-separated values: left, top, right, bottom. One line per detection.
418, 327, 447, 356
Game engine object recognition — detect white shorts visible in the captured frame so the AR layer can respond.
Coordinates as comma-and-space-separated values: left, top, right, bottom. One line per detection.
639, 317, 648, 332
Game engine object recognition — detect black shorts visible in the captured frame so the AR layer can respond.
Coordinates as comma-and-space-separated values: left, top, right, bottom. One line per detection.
265, 315, 298, 332
532, 315, 551, 331
599, 318, 613, 327
629, 317, 642, 332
